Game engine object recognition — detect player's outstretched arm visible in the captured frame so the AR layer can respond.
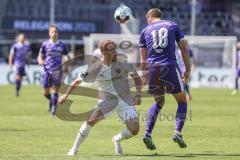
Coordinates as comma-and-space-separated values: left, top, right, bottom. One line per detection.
8, 48, 14, 68
178, 39, 191, 83
58, 77, 82, 104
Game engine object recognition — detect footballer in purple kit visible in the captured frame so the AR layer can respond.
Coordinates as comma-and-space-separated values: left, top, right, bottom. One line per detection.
38, 24, 69, 116
139, 8, 191, 150
8, 33, 32, 97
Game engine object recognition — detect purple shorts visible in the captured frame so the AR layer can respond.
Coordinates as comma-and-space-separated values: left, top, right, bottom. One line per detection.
147, 65, 184, 95
16, 66, 26, 77
237, 69, 240, 77
42, 70, 62, 89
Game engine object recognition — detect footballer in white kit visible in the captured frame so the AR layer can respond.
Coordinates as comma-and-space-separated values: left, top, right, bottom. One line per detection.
58, 40, 141, 156
79, 55, 139, 122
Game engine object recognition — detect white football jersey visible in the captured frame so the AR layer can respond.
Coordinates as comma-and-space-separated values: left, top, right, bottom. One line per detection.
96, 64, 118, 95
79, 60, 135, 96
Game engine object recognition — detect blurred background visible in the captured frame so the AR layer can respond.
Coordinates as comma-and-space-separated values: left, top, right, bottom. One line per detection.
0, 0, 239, 88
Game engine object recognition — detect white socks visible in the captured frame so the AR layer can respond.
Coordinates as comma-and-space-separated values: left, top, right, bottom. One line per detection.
113, 128, 133, 142
71, 121, 92, 152
70, 123, 134, 154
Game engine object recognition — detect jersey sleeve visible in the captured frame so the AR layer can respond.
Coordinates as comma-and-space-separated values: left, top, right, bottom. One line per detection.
78, 69, 88, 81
39, 43, 46, 58
173, 23, 184, 42
139, 29, 147, 48
78, 61, 102, 82
63, 44, 69, 55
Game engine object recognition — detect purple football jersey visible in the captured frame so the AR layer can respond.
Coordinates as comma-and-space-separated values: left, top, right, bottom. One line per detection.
39, 40, 69, 72
139, 20, 184, 68
10, 42, 31, 68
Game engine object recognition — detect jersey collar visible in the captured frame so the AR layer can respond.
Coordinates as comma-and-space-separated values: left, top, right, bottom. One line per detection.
49, 39, 59, 44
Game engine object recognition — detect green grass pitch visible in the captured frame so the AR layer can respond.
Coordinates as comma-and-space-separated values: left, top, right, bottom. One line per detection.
0, 86, 240, 160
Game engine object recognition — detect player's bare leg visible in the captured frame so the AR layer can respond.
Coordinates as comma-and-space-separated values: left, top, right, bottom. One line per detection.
143, 95, 165, 150
43, 88, 52, 112
68, 108, 104, 156
15, 74, 22, 97
172, 92, 187, 148
231, 77, 239, 95
112, 118, 139, 155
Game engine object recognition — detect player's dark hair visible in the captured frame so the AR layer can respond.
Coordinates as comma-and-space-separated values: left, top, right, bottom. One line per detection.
146, 8, 162, 18
49, 24, 59, 31
17, 32, 25, 36
17, 32, 25, 35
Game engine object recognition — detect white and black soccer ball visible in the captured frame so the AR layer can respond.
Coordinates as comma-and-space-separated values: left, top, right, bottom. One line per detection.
114, 5, 132, 24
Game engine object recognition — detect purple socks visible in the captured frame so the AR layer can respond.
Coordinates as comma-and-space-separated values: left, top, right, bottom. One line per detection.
16, 79, 21, 96
175, 102, 187, 133
145, 103, 161, 136
51, 92, 59, 107
145, 102, 187, 136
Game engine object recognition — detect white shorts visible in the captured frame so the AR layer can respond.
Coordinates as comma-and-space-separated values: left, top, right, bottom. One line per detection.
96, 95, 138, 123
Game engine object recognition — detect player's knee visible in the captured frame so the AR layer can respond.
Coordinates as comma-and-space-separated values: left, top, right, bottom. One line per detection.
128, 121, 140, 135
43, 92, 50, 97
87, 109, 104, 126
130, 126, 139, 135
174, 92, 187, 104
132, 127, 139, 135
16, 75, 21, 80
87, 116, 101, 126
155, 96, 165, 107
87, 119, 97, 126
179, 93, 187, 104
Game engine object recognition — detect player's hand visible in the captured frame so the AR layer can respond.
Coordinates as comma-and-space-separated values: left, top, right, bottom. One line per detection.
183, 71, 190, 84
133, 94, 141, 105
38, 60, 45, 66
141, 73, 148, 86
63, 66, 68, 73
58, 94, 68, 104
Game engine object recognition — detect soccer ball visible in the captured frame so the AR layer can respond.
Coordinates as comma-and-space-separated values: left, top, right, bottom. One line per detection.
114, 5, 132, 24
